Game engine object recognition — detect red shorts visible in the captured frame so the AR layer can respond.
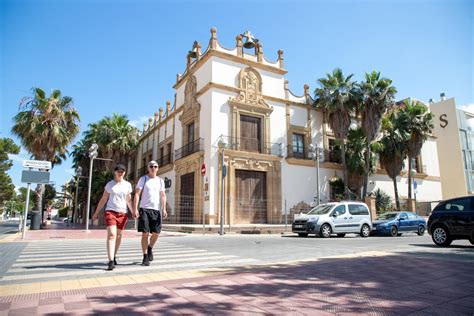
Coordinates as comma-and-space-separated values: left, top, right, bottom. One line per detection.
105, 211, 128, 230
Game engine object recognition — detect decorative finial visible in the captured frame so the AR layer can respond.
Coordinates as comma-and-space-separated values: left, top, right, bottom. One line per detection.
210, 27, 217, 49
166, 100, 171, 112
154, 112, 159, 123
256, 41, 263, 62
159, 107, 163, 119
236, 34, 243, 57
304, 84, 309, 96
284, 80, 289, 90
278, 49, 284, 68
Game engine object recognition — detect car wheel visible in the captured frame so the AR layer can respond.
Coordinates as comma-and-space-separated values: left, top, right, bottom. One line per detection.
360, 224, 370, 238
390, 226, 398, 237
417, 226, 425, 236
298, 233, 308, 237
336, 233, 346, 238
319, 224, 332, 238
431, 226, 452, 246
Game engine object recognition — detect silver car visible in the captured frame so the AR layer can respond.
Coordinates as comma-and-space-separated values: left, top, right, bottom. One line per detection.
292, 202, 372, 238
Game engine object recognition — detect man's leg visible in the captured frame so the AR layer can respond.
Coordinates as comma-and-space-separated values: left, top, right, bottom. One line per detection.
141, 232, 150, 254
106, 225, 117, 270
149, 233, 159, 248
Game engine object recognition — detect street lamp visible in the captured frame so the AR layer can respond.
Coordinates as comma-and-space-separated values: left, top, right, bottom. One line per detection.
217, 136, 227, 235
308, 144, 322, 206
85, 143, 98, 232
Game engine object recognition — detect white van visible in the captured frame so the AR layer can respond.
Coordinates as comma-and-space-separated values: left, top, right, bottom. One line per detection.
292, 201, 372, 238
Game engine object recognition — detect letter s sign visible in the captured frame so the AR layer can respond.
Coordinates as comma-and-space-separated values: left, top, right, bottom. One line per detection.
440, 114, 448, 128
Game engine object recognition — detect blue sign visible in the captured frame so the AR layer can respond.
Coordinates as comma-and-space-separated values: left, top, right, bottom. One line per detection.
413, 180, 417, 190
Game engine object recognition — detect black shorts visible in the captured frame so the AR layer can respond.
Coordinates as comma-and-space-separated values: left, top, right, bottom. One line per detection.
138, 208, 162, 234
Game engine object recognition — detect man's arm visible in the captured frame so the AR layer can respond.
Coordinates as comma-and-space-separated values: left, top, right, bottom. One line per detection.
160, 191, 167, 219
133, 188, 141, 217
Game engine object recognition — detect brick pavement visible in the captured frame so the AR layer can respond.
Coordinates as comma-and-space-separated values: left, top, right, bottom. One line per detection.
1, 252, 473, 315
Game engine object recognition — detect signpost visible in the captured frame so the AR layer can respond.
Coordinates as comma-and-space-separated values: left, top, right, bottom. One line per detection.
21, 160, 51, 239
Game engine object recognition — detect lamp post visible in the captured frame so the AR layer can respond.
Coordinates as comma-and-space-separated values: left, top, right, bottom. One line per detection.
217, 137, 227, 235
308, 144, 321, 206
410, 168, 417, 214
85, 144, 98, 232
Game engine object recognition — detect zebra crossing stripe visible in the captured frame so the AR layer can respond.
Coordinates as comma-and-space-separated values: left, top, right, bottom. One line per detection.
1, 258, 257, 281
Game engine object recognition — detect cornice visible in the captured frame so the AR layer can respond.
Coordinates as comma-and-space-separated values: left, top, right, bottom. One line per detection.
174, 50, 288, 90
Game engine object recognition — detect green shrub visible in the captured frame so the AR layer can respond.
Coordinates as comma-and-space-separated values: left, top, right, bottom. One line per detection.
371, 189, 393, 214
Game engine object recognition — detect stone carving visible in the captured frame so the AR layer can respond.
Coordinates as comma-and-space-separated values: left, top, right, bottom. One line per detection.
231, 67, 270, 108
184, 75, 200, 111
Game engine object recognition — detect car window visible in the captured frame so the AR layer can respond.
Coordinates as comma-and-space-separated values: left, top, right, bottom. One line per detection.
331, 205, 346, 216
307, 204, 333, 215
407, 213, 416, 220
399, 212, 408, 220
444, 198, 471, 211
377, 213, 398, 220
348, 204, 369, 215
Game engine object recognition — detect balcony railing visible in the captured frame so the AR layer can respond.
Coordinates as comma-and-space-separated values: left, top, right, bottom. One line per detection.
175, 138, 204, 161
219, 135, 282, 157
287, 147, 310, 160
157, 153, 173, 167
324, 149, 342, 164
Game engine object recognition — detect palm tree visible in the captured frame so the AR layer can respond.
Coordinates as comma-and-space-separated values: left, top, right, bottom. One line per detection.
12, 88, 80, 217
398, 99, 434, 199
375, 110, 409, 211
359, 71, 397, 198
345, 127, 373, 200
314, 68, 358, 199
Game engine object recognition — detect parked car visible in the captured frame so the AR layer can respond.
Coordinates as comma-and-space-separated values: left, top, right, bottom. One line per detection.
428, 196, 474, 246
292, 201, 372, 238
371, 212, 426, 236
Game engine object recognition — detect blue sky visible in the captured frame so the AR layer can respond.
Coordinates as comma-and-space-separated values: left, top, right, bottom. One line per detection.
1, 0, 473, 192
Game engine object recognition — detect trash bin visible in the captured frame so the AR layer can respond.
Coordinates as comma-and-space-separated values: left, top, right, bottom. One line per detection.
30, 211, 41, 230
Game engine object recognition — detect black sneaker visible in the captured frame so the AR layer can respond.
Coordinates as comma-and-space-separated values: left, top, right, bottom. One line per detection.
114, 257, 117, 265
142, 254, 150, 266
107, 260, 115, 271
147, 246, 154, 262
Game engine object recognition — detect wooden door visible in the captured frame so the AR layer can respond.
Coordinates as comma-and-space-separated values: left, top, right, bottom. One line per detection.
235, 170, 267, 224
180, 172, 195, 224
240, 115, 261, 153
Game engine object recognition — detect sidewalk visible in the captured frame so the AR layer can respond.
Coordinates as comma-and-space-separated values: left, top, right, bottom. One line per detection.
1, 252, 473, 315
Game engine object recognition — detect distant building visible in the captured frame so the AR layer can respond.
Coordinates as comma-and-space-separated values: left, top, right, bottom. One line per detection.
128, 28, 443, 225
429, 94, 474, 198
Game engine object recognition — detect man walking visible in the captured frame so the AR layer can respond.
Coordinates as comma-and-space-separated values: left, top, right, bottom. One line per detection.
134, 160, 167, 266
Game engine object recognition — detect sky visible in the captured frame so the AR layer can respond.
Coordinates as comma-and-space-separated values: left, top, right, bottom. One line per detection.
1, 0, 473, 193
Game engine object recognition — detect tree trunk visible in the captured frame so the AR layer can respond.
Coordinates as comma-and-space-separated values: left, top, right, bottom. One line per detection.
362, 143, 370, 198
392, 176, 400, 211
407, 155, 412, 199
35, 184, 45, 226
340, 140, 350, 200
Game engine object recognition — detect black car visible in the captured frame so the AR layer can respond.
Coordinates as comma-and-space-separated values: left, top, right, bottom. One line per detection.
428, 196, 474, 246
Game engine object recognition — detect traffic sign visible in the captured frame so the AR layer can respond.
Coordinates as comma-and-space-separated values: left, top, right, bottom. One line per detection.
413, 180, 417, 190
201, 163, 206, 177
23, 160, 51, 170
21, 170, 50, 184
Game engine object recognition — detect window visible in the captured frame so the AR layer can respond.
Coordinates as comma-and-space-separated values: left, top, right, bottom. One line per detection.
348, 204, 369, 215
292, 133, 305, 159
331, 205, 346, 216
399, 213, 408, 220
187, 122, 195, 144
444, 197, 472, 211
407, 213, 416, 220
328, 139, 341, 163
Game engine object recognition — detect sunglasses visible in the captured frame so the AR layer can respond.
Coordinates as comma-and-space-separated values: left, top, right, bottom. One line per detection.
115, 170, 125, 173
149, 165, 158, 169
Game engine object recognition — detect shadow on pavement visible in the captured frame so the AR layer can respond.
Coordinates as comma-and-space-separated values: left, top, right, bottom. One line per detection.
28, 251, 474, 315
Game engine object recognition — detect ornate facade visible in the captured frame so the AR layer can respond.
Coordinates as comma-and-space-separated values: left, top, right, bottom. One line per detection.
129, 28, 443, 225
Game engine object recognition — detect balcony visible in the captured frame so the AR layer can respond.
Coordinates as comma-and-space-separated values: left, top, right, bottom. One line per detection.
157, 153, 173, 167
219, 135, 282, 157
324, 149, 342, 164
175, 138, 204, 161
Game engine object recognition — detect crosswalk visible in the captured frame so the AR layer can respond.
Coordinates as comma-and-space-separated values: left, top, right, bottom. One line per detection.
1, 239, 258, 284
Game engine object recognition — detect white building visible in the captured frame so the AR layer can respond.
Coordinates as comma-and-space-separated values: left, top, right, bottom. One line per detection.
129, 28, 443, 224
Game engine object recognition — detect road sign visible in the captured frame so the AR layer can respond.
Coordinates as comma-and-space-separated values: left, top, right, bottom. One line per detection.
21, 170, 50, 184
413, 180, 418, 190
201, 163, 206, 177
23, 160, 51, 170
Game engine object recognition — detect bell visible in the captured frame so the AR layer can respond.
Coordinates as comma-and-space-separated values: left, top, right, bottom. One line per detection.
188, 50, 197, 59
243, 37, 256, 49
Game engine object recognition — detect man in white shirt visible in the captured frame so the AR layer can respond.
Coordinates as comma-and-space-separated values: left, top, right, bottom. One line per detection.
133, 160, 168, 266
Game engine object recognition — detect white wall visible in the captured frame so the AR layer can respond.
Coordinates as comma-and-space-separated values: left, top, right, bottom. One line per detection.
421, 138, 440, 177
370, 174, 442, 202
289, 106, 307, 127
268, 100, 286, 146
198, 90, 213, 217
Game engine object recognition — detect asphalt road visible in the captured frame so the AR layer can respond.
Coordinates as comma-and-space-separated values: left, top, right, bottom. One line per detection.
0, 220, 19, 237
